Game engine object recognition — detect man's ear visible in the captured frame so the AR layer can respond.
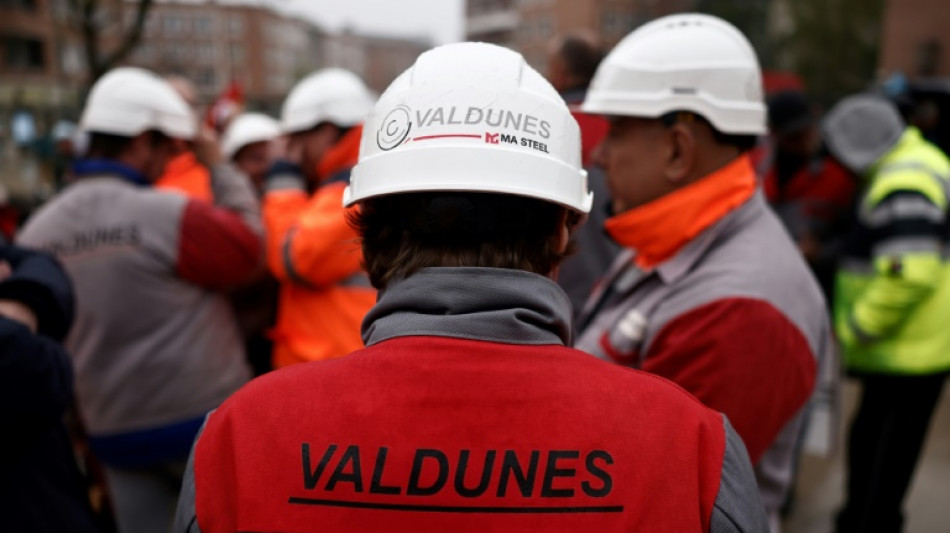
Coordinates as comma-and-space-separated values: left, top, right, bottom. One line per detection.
664, 122, 697, 185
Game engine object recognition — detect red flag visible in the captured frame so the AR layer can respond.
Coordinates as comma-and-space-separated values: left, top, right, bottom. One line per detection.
205, 80, 244, 133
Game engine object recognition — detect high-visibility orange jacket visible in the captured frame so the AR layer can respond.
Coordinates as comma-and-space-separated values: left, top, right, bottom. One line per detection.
263, 126, 376, 368
155, 152, 214, 202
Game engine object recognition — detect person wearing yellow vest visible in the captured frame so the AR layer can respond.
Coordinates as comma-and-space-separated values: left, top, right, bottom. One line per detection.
575, 15, 831, 531
824, 94, 950, 533
264, 69, 377, 368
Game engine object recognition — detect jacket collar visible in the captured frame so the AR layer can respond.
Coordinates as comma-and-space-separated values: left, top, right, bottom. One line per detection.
362, 267, 573, 347
72, 159, 150, 187
652, 191, 765, 285
604, 155, 757, 270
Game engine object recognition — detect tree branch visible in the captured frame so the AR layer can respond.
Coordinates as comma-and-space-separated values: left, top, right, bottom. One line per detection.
101, 0, 154, 73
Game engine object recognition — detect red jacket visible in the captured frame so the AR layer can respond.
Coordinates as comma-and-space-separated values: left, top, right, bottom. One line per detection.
175, 268, 766, 532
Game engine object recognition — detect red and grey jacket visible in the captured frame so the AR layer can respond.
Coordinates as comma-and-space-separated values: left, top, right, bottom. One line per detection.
175, 267, 767, 532
577, 155, 829, 517
17, 159, 262, 467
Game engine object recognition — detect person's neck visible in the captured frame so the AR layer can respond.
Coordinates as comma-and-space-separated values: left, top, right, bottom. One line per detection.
681, 147, 743, 187
112, 153, 148, 178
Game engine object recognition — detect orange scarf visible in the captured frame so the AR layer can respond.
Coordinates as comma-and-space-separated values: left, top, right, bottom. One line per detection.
604, 155, 757, 270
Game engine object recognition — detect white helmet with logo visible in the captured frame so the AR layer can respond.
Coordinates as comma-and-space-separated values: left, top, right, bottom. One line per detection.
345, 42, 592, 214
221, 113, 281, 160
281, 68, 376, 134
582, 13, 766, 135
822, 94, 905, 174
80, 67, 196, 140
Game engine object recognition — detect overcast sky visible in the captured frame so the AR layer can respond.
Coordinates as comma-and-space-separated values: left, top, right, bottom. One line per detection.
279, 0, 465, 45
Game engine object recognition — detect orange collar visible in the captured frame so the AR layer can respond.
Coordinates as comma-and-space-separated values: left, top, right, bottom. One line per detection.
316, 125, 363, 182
604, 155, 757, 270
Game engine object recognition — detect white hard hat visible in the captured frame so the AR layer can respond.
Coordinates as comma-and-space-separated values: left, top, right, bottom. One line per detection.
80, 67, 196, 140
221, 113, 280, 160
281, 68, 376, 134
822, 94, 905, 174
582, 13, 766, 135
345, 42, 592, 214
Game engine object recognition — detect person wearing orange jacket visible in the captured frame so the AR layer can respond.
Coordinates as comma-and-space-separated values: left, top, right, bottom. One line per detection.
155, 76, 214, 202
264, 69, 377, 368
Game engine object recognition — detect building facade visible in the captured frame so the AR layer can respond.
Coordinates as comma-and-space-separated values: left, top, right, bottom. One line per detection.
879, 0, 950, 78
320, 28, 429, 94
466, 0, 691, 75
119, 1, 317, 107
0, 0, 83, 116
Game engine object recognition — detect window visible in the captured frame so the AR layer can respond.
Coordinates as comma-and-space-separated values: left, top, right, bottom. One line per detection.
195, 67, 216, 89
230, 43, 244, 63
0, 0, 38, 10
194, 16, 214, 35
229, 15, 244, 36
917, 40, 941, 77
144, 13, 159, 35
3, 36, 45, 70
60, 42, 83, 75
163, 14, 186, 36
601, 10, 633, 38
164, 42, 190, 64
197, 43, 216, 63
538, 15, 554, 38
132, 42, 156, 63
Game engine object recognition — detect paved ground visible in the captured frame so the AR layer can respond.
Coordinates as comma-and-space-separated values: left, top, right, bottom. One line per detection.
784, 378, 950, 532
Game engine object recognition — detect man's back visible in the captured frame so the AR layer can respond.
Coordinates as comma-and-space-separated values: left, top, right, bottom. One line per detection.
18, 177, 251, 438
179, 268, 766, 533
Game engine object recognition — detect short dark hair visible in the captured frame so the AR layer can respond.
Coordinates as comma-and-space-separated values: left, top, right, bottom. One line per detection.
557, 36, 604, 88
86, 132, 134, 159
86, 130, 171, 159
661, 111, 759, 153
349, 192, 575, 290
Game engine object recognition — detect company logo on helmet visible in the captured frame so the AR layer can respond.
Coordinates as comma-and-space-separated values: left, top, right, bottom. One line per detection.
377, 104, 553, 151
376, 105, 413, 151
412, 106, 551, 139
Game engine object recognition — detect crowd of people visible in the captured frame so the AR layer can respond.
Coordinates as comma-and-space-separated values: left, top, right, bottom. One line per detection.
4, 11, 949, 533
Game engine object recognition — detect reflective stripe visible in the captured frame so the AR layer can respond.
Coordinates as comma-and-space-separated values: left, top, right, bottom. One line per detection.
879, 161, 950, 183
872, 236, 942, 257
848, 313, 879, 344
861, 195, 945, 227
266, 175, 306, 193
281, 227, 317, 289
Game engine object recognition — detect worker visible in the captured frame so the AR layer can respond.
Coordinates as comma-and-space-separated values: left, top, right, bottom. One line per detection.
220, 112, 280, 195
221, 112, 282, 375
546, 33, 619, 318
155, 75, 214, 202
758, 90, 857, 302
17, 67, 262, 533
574, 14, 830, 531
0, 244, 100, 532
174, 41, 768, 533
824, 94, 950, 533
264, 68, 377, 368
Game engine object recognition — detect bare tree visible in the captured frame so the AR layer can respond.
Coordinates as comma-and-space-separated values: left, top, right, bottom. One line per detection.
67, 0, 155, 93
